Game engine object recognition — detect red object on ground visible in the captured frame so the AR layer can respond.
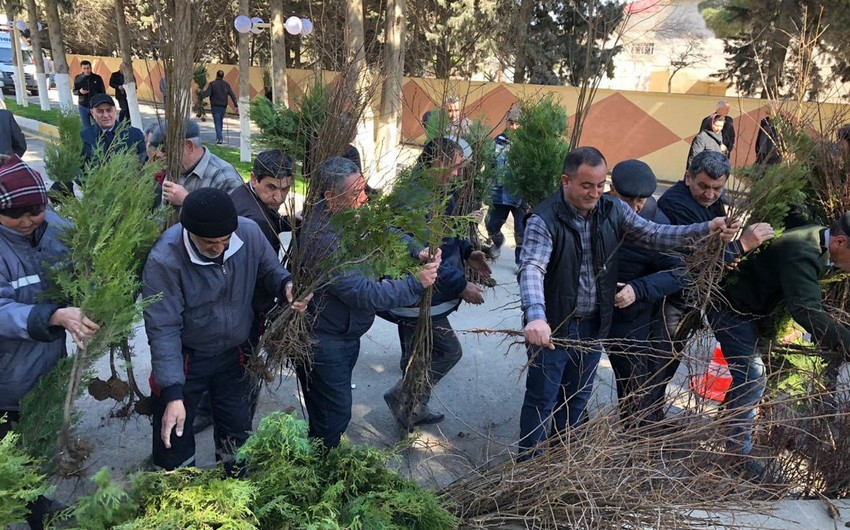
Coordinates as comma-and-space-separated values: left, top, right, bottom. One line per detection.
689, 343, 733, 402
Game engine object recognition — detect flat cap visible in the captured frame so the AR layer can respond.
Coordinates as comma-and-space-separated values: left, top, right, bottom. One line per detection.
611, 159, 657, 198
89, 93, 115, 108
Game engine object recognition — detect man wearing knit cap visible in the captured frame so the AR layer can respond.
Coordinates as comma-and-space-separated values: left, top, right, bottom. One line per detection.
0, 155, 100, 529
142, 187, 308, 472
605, 159, 686, 429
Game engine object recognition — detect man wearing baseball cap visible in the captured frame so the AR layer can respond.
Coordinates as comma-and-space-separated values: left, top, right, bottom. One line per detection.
142, 187, 309, 472
81, 93, 146, 164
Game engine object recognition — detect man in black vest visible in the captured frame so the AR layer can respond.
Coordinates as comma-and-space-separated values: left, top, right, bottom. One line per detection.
517, 146, 738, 457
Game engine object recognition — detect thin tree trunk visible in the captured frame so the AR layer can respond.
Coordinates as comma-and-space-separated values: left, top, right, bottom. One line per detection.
5, 4, 26, 107
513, 0, 533, 84
376, 0, 406, 181
115, 0, 143, 128
26, 0, 50, 110
269, 0, 288, 107
44, 0, 73, 111
238, 0, 251, 162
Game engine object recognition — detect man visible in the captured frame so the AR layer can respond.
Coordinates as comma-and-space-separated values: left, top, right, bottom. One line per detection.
299, 157, 441, 449
486, 107, 525, 265
81, 94, 146, 164
699, 100, 735, 157
710, 212, 850, 472
0, 155, 99, 529
605, 159, 686, 428
0, 99, 26, 157
425, 96, 471, 138
142, 188, 307, 472
72, 60, 106, 129
108, 69, 130, 123
200, 70, 239, 145
755, 107, 781, 166
152, 119, 244, 207
517, 146, 738, 456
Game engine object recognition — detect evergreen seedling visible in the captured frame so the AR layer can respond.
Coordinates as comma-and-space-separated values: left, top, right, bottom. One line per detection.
0, 421, 51, 526
44, 111, 83, 185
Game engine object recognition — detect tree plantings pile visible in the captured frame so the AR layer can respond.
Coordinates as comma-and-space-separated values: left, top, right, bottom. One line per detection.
49, 412, 459, 529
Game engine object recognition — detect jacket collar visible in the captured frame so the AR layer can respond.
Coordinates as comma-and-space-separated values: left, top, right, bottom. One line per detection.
182, 228, 244, 266
183, 147, 210, 180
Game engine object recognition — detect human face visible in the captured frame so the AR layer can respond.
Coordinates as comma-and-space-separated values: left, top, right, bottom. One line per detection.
92, 104, 116, 130
609, 188, 647, 214
561, 163, 608, 216
446, 102, 462, 123
507, 120, 520, 131
325, 172, 368, 213
684, 171, 727, 208
81, 64, 92, 76
146, 132, 165, 161
717, 103, 730, 117
251, 173, 293, 211
189, 232, 231, 259
0, 206, 47, 237
431, 152, 465, 185
180, 140, 204, 172
711, 116, 725, 134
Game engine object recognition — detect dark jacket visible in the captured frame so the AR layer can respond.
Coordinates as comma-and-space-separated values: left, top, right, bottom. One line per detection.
72, 72, 106, 108
200, 78, 238, 108
0, 110, 26, 157
699, 114, 735, 154
686, 129, 724, 170
302, 203, 425, 344
609, 197, 685, 340
81, 123, 147, 164
723, 225, 850, 358
755, 117, 781, 165
108, 71, 128, 105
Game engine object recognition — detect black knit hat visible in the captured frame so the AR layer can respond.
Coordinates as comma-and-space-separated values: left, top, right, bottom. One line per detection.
611, 159, 657, 199
180, 188, 238, 238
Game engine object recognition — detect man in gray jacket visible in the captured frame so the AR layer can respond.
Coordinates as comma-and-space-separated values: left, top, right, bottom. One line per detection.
142, 188, 307, 472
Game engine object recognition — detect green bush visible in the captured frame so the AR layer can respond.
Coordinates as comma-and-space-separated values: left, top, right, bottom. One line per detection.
44, 110, 83, 184
0, 423, 51, 526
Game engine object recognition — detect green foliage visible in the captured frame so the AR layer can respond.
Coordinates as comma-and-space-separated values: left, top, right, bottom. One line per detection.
250, 96, 299, 156
55, 468, 138, 530
44, 110, 83, 185
0, 423, 51, 526
2, 97, 65, 126
505, 95, 570, 208
739, 161, 808, 234
463, 119, 499, 207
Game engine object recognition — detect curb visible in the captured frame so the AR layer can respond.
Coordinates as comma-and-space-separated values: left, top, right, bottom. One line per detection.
17, 115, 60, 141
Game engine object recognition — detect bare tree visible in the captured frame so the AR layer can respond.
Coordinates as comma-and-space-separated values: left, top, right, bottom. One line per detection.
115, 0, 143, 127
375, 0, 406, 181
44, 0, 73, 110
667, 32, 708, 93
26, 0, 51, 110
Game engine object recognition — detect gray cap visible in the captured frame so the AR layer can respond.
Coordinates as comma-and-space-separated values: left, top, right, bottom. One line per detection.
148, 119, 201, 149
611, 159, 657, 198
506, 107, 521, 123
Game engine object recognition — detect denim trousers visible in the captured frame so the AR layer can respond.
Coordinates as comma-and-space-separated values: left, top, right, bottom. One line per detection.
485, 203, 525, 264
78, 105, 93, 128
519, 315, 602, 454
211, 105, 226, 141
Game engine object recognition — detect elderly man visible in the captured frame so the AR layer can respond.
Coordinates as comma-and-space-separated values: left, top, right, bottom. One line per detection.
150, 119, 243, 207
299, 156, 441, 449
72, 60, 105, 128
0, 99, 26, 157
517, 146, 739, 456
81, 94, 146, 164
142, 188, 307, 472
699, 100, 735, 157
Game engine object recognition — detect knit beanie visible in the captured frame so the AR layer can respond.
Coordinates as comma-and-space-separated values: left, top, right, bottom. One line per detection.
180, 188, 238, 238
0, 155, 49, 210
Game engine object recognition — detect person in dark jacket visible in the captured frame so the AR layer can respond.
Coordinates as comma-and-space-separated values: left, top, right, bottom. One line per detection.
142, 188, 308, 472
299, 157, 441, 449
108, 69, 130, 123
485, 107, 526, 265
687, 113, 726, 171
80, 94, 146, 164
199, 70, 238, 145
709, 212, 850, 469
699, 99, 735, 156
0, 155, 100, 529
72, 60, 105, 129
382, 138, 491, 430
0, 100, 26, 157
517, 147, 738, 457
605, 159, 686, 429
755, 114, 781, 166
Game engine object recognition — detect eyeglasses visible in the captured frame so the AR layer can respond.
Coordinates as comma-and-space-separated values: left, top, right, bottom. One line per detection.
1, 204, 46, 219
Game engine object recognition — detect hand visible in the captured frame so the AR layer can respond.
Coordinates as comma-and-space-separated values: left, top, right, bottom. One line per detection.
415, 260, 440, 288
418, 247, 442, 264
524, 319, 554, 350
49, 307, 100, 349
161, 400, 186, 449
708, 217, 741, 243
285, 282, 313, 312
294, 210, 304, 222
738, 222, 775, 252
720, 144, 728, 154
466, 250, 492, 279
162, 180, 189, 206
79, 88, 89, 94
460, 282, 484, 304
471, 209, 485, 224
614, 283, 636, 309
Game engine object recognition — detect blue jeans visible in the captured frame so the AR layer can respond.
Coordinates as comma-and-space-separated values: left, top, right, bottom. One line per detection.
709, 307, 765, 455
78, 105, 93, 128
211, 105, 226, 142
295, 337, 360, 449
519, 316, 602, 454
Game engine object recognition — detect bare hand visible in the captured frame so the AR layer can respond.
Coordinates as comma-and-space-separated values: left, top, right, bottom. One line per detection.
161, 400, 186, 449
614, 283, 636, 309
294, 210, 304, 222
415, 260, 440, 288
739, 222, 775, 252
460, 282, 485, 305
524, 319, 554, 350
285, 282, 313, 312
466, 250, 492, 279
162, 181, 189, 206
471, 209, 485, 224
418, 247, 442, 264
708, 217, 741, 243
49, 307, 100, 349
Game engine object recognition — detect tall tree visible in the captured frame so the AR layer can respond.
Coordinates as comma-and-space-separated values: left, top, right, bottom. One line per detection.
115, 0, 143, 128
269, 0, 287, 106
376, 0, 406, 179
44, 0, 73, 110
26, 0, 51, 110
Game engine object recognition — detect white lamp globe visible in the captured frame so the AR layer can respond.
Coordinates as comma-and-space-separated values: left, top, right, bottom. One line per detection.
285, 16, 302, 35
300, 18, 313, 35
250, 17, 265, 34
234, 15, 252, 34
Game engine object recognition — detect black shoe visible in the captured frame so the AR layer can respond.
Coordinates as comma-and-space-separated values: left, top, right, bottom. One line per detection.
411, 404, 444, 426
383, 384, 408, 428
192, 413, 213, 434
215, 139, 223, 145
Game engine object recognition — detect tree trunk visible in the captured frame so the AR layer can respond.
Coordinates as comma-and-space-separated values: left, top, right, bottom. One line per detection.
761, 0, 795, 99
115, 0, 143, 128
5, 4, 27, 107
26, 0, 51, 110
238, 0, 251, 162
513, 0, 534, 84
44, 0, 73, 111
269, 0, 288, 107
375, 0, 406, 183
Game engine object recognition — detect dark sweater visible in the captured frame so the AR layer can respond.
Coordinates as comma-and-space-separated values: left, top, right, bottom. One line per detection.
72, 73, 106, 108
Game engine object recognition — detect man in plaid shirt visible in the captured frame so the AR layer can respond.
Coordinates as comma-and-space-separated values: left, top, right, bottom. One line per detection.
517, 146, 739, 456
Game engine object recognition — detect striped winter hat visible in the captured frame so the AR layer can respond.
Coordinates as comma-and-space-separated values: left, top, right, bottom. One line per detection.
0, 155, 49, 210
